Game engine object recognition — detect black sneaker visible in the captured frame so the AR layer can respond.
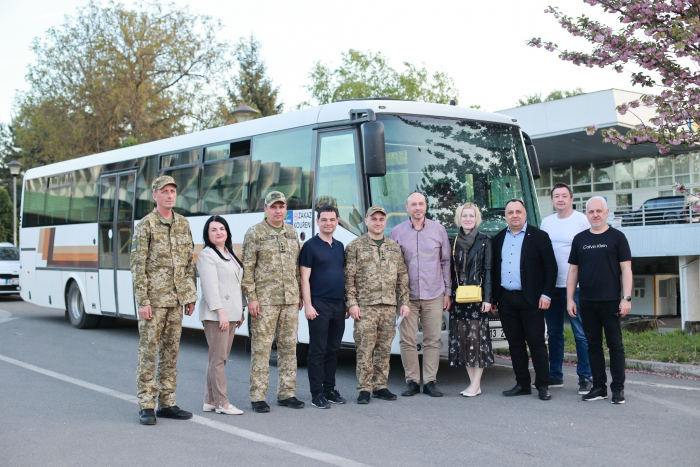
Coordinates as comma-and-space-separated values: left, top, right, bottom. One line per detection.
311, 394, 331, 409
357, 391, 370, 404
578, 380, 593, 395
139, 409, 156, 425
582, 387, 609, 402
155, 405, 192, 420
277, 396, 305, 409
251, 401, 270, 413
325, 390, 346, 404
372, 388, 397, 401
611, 389, 626, 404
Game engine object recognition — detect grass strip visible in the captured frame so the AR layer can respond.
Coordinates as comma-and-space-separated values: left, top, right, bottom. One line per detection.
495, 328, 700, 365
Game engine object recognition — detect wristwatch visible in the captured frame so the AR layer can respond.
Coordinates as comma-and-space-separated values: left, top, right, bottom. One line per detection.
622, 296, 632, 301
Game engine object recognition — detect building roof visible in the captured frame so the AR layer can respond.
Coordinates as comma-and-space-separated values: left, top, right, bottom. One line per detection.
496, 89, 674, 169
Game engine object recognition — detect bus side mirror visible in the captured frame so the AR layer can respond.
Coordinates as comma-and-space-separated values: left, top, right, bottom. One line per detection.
527, 144, 541, 180
361, 121, 386, 177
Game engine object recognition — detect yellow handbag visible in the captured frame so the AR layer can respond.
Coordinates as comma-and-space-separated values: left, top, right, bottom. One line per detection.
453, 238, 483, 304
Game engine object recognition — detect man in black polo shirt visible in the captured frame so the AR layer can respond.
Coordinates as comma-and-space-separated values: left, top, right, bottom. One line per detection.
300, 205, 348, 409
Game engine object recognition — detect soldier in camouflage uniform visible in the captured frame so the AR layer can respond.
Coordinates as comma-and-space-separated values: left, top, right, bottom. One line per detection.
242, 191, 305, 413
345, 205, 410, 404
131, 175, 198, 425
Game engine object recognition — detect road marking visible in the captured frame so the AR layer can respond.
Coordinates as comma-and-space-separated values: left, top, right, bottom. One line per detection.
630, 391, 700, 418
625, 380, 700, 392
0, 309, 18, 324
0, 353, 370, 467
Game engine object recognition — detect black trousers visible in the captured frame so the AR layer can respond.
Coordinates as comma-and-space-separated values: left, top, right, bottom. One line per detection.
498, 289, 549, 388
307, 298, 346, 397
580, 300, 626, 391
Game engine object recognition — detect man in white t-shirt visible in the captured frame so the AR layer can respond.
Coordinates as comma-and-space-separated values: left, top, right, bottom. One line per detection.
539, 183, 593, 395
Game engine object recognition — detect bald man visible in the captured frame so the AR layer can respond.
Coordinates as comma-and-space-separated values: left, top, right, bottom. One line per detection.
389, 192, 451, 397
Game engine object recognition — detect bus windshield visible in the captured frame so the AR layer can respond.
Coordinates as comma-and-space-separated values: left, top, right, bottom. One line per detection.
370, 114, 540, 236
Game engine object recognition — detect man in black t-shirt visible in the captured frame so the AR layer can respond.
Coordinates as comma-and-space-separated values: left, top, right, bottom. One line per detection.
567, 196, 632, 404
300, 205, 348, 409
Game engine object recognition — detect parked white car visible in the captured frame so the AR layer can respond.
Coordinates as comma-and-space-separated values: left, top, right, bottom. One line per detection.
0, 242, 20, 295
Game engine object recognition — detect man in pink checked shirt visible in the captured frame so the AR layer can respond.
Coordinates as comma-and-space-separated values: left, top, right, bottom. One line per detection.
389, 192, 451, 398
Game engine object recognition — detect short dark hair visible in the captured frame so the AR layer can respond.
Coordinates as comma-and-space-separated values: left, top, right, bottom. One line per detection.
316, 205, 339, 219
551, 182, 573, 198
505, 199, 526, 210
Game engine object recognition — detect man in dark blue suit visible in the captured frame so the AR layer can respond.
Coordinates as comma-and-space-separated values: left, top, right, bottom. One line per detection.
492, 199, 557, 401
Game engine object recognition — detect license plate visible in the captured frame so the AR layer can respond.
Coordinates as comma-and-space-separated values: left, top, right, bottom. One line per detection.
490, 328, 506, 340
9, 279, 18, 285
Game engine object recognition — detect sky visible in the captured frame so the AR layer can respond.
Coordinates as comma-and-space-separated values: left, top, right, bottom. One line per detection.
0, 0, 639, 126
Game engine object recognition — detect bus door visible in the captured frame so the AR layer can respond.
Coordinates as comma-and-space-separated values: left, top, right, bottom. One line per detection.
98, 171, 137, 317
313, 128, 365, 345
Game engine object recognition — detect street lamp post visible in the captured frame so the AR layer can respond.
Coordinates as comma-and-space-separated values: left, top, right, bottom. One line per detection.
231, 105, 260, 123
7, 161, 22, 247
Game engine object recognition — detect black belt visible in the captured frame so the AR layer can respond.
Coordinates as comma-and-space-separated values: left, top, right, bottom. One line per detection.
503, 289, 523, 294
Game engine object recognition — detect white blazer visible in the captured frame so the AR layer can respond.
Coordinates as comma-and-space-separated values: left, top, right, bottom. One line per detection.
197, 247, 245, 322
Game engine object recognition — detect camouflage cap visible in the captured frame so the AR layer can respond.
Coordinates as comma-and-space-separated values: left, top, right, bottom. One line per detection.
151, 175, 178, 192
265, 191, 287, 206
365, 205, 387, 217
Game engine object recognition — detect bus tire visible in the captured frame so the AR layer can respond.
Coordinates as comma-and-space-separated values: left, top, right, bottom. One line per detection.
296, 343, 309, 367
66, 281, 100, 329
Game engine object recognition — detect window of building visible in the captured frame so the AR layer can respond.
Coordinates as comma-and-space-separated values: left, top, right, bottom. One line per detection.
250, 127, 313, 212
674, 153, 691, 184
535, 168, 551, 197
616, 193, 632, 210
615, 160, 633, 190
593, 161, 614, 191
552, 167, 571, 185
657, 155, 673, 186
633, 157, 657, 188
572, 164, 592, 193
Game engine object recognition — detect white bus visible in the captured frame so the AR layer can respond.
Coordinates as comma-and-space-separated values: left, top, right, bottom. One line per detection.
19, 99, 543, 361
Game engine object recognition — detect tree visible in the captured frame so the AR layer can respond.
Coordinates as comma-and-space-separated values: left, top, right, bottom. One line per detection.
517, 88, 585, 106
0, 188, 14, 243
300, 49, 459, 107
528, 1, 700, 153
225, 35, 283, 118
8, 0, 233, 170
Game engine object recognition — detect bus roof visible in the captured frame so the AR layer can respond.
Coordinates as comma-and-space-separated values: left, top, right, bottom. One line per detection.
24, 100, 520, 180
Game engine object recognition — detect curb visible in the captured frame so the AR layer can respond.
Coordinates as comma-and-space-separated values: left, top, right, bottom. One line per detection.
562, 353, 700, 378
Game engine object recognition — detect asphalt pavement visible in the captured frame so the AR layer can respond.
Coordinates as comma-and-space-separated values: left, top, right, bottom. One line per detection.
1, 296, 699, 467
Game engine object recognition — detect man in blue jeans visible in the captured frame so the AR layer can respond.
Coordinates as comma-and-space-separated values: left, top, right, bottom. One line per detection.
300, 205, 348, 409
540, 183, 593, 394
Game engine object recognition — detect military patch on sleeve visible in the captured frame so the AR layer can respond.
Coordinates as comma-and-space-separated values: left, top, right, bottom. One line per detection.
131, 234, 137, 252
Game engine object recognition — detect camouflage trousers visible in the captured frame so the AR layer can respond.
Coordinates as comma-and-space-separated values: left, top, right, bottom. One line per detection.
250, 304, 299, 402
353, 304, 397, 393
136, 307, 183, 410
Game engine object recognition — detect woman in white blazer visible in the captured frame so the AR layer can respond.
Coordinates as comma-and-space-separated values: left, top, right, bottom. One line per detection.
198, 215, 245, 415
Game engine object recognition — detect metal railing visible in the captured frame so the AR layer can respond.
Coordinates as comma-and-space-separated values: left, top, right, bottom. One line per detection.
541, 199, 699, 227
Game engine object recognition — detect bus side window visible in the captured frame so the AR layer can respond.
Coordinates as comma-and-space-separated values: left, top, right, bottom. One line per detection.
135, 155, 158, 220
22, 177, 47, 227
45, 173, 72, 226
250, 127, 313, 212
69, 167, 100, 223
201, 141, 252, 215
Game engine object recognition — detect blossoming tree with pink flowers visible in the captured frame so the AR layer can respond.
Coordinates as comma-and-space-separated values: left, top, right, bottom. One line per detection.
527, 1, 699, 156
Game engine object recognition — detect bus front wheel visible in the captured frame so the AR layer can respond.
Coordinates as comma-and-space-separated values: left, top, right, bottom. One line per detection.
66, 281, 100, 329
